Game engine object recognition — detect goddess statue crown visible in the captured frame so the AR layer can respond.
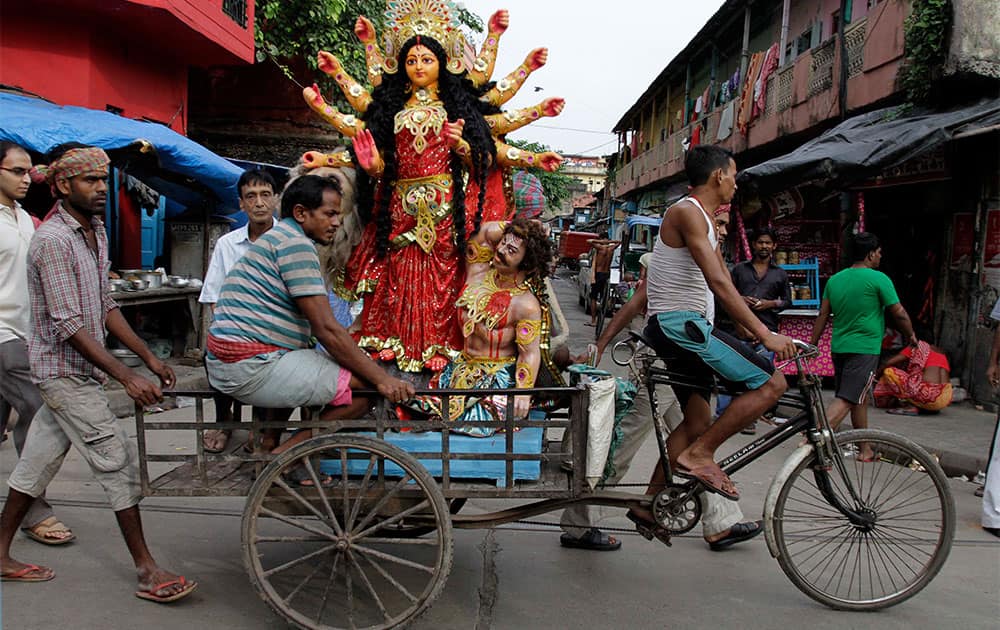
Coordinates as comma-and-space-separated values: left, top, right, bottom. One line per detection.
382, 0, 468, 75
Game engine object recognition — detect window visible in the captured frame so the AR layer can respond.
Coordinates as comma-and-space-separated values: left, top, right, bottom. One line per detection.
223, 0, 248, 28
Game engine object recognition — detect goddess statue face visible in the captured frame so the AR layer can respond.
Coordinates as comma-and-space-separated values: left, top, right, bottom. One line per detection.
404, 44, 440, 89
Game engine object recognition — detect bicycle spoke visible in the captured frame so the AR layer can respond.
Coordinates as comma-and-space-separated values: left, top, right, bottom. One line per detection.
347, 455, 378, 532
259, 507, 340, 542
351, 473, 414, 535
348, 551, 390, 621
316, 549, 341, 626
360, 551, 419, 603
352, 544, 435, 574
301, 457, 344, 537
353, 500, 431, 541
346, 547, 355, 630
341, 449, 351, 534
272, 474, 339, 534
262, 542, 339, 579
283, 549, 331, 605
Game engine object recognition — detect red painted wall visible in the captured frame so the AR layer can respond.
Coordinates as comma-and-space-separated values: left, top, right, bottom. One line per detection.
0, 1, 254, 135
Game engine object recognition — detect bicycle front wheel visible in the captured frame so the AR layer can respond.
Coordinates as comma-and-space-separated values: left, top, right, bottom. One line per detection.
772, 429, 954, 611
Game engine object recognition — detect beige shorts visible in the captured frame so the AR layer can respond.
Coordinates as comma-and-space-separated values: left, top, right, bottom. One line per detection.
8, 376, 141, 511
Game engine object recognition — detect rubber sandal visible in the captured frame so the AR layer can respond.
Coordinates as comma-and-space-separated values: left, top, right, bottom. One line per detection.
674, 465, 739, 501
22, 517, 76, 546
708, 520, 764, 551
2, 563, 54, 582
560, 528, 621, 551
202, 429, 230, 454
625, 511, 671, 546
135, 575, 197, 603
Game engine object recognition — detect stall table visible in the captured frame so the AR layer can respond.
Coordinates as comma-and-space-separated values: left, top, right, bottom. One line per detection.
777, 308, 834, 377
111, 286, 202, 354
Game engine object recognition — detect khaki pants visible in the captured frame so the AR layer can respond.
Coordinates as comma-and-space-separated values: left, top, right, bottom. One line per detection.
560, 380, 744, 538
8, 376, 141, 512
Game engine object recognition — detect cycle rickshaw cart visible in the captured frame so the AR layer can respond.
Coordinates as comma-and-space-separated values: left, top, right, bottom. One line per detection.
135, 340, 954, 629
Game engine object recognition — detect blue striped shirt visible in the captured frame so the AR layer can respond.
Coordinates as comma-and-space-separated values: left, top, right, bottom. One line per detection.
210, 218, 326, 349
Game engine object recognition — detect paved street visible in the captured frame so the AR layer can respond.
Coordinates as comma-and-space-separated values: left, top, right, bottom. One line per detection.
1, 268, 998, 628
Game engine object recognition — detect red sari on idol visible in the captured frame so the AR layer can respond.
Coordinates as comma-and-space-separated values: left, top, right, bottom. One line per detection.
344, 100, 508, 372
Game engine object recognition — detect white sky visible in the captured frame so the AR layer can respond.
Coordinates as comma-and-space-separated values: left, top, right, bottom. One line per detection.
457, 0, 727, 155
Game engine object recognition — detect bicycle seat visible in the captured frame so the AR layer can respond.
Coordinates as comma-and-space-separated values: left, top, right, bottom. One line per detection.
627, 330, 657, 349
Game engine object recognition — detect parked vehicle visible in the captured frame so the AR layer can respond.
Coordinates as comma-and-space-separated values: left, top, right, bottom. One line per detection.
558, 230, 598, 269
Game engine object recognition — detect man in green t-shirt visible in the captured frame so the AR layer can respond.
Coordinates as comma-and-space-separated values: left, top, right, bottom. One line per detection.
811, 232, 916, 460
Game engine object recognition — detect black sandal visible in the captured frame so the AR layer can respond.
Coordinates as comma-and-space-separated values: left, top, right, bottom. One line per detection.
707, 520, 764, 551
560, 527, 621, 551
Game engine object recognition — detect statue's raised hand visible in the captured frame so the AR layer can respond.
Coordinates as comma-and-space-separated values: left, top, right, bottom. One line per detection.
303, 83, 326, 109
317, 51, 343, 76
353, 130, 382, 177
542, 97, 565, 117
537, 151, 563, 172
526, 48, 548, 71
354, 16, 376, 43
488, 9, 509, 34
444, 119, 465, 149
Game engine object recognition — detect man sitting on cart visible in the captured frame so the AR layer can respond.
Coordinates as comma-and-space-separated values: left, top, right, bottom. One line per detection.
643, 145, 795, 500
205, 175, 414, 458
404, 218, 553, 436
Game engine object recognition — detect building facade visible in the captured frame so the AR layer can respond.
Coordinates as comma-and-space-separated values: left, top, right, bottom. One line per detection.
0, 0, 255, 135
610, 0, 1000, 403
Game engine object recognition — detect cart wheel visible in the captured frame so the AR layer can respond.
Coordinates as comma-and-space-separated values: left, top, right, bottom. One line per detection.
379, 498, 467, 539
243, 434, 453, 630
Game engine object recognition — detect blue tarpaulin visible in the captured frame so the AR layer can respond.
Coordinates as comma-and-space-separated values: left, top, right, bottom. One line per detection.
0, 92, 243, 217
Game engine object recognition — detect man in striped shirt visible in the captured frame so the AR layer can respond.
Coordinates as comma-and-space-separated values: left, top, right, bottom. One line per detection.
206, 175, 413, 456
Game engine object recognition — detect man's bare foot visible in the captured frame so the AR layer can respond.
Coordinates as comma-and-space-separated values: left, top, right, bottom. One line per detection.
22, 516, 75, 545
1, 558, 54, 582
136, 566, 197, 603
676, 450, 739, 500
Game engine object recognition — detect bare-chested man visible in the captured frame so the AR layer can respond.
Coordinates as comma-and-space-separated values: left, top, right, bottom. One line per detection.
409, 218, 553, 437
586, 232, 620, 327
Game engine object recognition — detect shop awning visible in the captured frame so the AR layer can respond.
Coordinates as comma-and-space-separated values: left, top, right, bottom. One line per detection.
0, 92, 242, 215
738, 97, 1000, 195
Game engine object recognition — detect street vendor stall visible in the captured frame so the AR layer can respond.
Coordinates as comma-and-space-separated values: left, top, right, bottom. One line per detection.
0, 91, 244, 358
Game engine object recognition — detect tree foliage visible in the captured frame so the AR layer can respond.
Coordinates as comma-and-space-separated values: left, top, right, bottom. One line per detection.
900, 0, 952, 105
255, 0, 484, 96
507, 139, 575, 211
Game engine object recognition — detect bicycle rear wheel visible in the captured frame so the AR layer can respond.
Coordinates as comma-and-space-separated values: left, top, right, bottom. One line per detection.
595, 283, 610, 339
772, 429, 954, 611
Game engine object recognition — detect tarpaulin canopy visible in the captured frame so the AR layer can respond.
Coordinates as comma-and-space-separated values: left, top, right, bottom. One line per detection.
738, 97, 1000, 195
625, 215, 662, 229
512, 169, 546, 219
0, 92, 243, 216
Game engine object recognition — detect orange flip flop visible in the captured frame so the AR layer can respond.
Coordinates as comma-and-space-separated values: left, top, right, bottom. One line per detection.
135, 575, 198, 603
2, 563, 54, 582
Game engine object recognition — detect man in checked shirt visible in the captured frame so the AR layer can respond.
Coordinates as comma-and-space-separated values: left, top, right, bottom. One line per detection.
0, 144, 196, 602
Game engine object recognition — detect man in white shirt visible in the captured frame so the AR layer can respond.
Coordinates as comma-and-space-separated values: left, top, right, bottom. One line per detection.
0, 141, 74, 545
198, 168, 279, 453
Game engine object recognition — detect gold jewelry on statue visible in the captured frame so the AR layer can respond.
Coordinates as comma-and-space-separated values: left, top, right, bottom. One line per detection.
515, 361, 536, 389
469, 28, 502, 87
382, 0, 468, 76
467, 240, 493, 264
456, 268, 527, 337
414, 86, 437, 104
395, 103, 446, 154
481, 63, 533, 107
515, 319, 541, 347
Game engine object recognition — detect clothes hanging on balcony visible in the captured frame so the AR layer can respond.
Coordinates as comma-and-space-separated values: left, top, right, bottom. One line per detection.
753, 43, 780, 120
717, 100, 736, 141
737, 51, 765, 135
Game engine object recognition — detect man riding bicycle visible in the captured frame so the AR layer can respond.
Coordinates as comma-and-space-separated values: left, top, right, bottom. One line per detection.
640, 145, 795, 502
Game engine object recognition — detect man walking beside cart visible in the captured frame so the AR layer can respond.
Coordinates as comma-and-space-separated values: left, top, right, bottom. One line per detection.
586, 232, 620, 328
0, 144, 196, 602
